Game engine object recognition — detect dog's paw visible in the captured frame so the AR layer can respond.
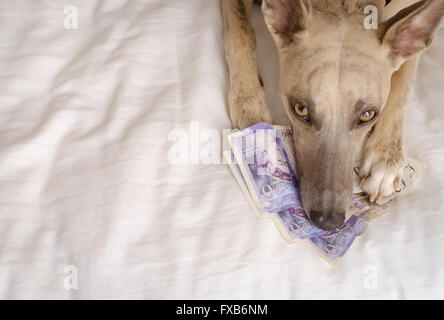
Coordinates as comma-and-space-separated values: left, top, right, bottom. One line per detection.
229, 86, 272, 129
359, 149, 404, 203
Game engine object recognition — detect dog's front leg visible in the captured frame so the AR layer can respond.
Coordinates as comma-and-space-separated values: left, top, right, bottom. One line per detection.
360, 58, 418, 202
221, 0, 272, 129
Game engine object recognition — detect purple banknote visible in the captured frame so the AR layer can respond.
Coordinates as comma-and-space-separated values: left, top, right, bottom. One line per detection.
306, 215, 368, 263
230, 123, 301, 211
275, 207, 326, 240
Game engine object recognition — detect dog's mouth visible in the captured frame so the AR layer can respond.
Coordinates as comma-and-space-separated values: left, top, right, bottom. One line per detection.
297, 168, 353, 231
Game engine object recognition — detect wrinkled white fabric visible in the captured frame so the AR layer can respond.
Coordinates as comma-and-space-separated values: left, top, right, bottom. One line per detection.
0, 0, 443, 299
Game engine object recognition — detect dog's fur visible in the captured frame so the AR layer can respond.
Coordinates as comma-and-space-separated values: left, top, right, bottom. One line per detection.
221, 0, 444, 230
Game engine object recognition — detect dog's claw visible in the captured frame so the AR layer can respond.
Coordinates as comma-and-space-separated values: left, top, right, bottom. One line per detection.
376, 192, 383, 203
369, 191, 380, 203
393, 177, 400, 190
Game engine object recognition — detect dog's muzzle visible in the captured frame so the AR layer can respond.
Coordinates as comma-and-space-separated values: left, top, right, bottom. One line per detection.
310, 210, 345, 231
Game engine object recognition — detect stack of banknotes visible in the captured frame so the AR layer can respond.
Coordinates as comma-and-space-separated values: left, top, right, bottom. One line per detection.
225, 123, 425, 264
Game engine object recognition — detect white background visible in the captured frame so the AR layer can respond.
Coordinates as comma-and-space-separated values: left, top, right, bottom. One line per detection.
0, 0, 443, 299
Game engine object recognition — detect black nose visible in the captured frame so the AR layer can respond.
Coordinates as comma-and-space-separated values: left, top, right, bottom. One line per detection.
310, 210, 345, 231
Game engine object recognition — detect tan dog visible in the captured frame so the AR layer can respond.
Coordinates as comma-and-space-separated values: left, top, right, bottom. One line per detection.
221, 0, 444, 230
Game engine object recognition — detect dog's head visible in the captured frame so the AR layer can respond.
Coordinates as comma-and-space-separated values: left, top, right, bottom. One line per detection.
263, 0, 444, 230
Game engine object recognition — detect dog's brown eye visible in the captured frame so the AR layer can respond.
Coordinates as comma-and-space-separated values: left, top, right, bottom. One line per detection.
360, 110, 376, 123
294, 103, 310, 120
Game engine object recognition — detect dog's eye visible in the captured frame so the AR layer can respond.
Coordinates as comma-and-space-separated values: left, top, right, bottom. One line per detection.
294, 103, 310, 121
359, 110, 376, 123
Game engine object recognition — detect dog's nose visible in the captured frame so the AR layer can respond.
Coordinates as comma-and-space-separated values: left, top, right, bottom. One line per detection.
310, 210, 345, 231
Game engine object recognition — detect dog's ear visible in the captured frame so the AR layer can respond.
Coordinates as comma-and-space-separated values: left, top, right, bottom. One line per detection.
381, 0, 444, 61
262, 0, 311, 46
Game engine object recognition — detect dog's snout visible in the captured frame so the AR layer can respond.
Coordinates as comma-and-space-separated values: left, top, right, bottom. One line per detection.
310, 210, 345, 231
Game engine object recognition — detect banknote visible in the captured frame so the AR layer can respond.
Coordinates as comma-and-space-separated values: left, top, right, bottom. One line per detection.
225, 150, 326, 239
226, 123, 425, 264
274, 206, 326, 240
273, 125, 297, 171
305, 214, 368, 264
228, 123, 301, 211
224, 151, 268, 218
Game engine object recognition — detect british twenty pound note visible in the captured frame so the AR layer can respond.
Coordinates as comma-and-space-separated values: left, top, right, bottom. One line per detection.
224, 151, 267, 218
225, 150, 324, 239
274, 207, 326, 240
305, 215, 368, 264
273, 125, 297, 170
226, 124, 325, 240
228, 123, 301, 211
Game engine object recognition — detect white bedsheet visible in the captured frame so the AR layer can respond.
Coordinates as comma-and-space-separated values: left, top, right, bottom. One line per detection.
0, 0, 443, 299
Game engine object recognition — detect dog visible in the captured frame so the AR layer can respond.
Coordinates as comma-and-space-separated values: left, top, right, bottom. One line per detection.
221, 0, 444, 230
